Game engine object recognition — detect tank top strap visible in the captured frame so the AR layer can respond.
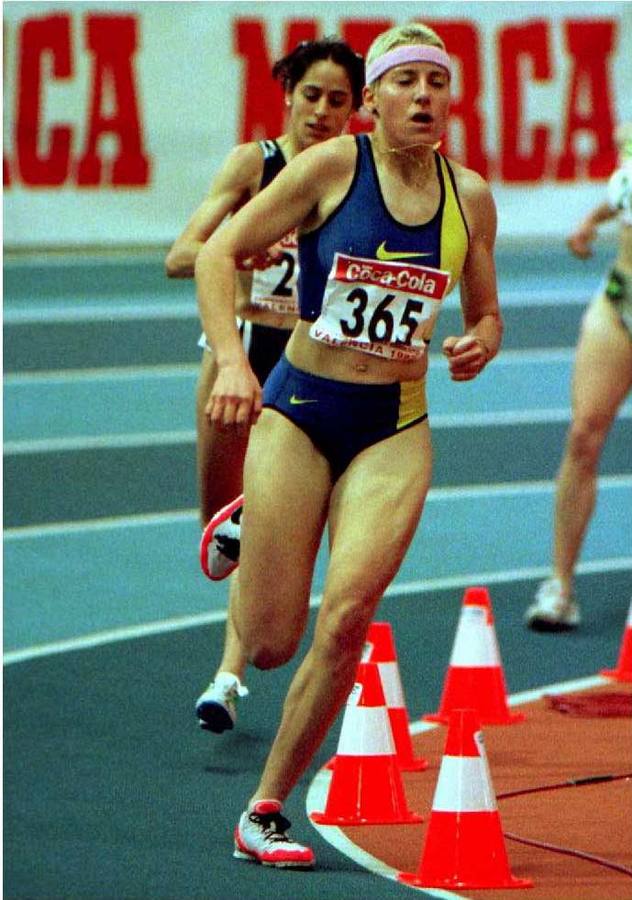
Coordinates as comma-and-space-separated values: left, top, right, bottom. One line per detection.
438, 154, 469, 292
258, 139, 287, 190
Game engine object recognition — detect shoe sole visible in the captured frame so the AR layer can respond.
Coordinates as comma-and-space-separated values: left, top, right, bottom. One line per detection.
196, 702, 234, 733
233, 847, 314, 869
527, 617, 579, 632
199, 495, 243, 581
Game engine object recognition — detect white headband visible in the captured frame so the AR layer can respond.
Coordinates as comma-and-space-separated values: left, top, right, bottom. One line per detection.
365, 44, 452, 84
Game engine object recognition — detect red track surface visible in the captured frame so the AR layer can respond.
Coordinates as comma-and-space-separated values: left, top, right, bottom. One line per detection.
312, 682, 632, 899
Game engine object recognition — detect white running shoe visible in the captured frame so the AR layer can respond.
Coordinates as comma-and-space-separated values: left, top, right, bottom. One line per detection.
199, 495, 243, 581
195, 672, 248, 733
525, 578, 581, 631
233, 800, 315, 868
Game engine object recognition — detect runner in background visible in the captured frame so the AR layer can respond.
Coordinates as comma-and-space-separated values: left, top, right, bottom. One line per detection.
165, 39, 364, 732
196, 21, 502, 868
525, 122, 632, 630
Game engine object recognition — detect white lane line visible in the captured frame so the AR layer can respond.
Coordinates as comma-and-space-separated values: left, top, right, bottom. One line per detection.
4, 476, 632, 540
305, 672, 611, 898
432, 407, 631, 428
2, 284, 590, 325
3, 364, 200, 384
2, 609, 228, 665
3, 302, 196, 324
307, 768, 461, 898
0, 348, 582, 383
3, 508, 199, 539
4, 558, 631, 664
4, 430, 197, 454
5, 404, 631, 454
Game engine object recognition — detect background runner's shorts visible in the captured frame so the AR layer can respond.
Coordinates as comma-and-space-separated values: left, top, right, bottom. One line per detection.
198, 321, 292, 384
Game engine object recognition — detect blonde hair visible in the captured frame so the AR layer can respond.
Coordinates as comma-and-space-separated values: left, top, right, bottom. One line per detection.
366, 23, 445, 84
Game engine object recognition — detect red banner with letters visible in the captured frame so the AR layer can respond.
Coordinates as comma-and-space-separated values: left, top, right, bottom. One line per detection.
3, 1, 631, 247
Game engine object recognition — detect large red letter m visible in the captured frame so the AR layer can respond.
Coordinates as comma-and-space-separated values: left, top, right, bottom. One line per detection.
234, 18, 318, 143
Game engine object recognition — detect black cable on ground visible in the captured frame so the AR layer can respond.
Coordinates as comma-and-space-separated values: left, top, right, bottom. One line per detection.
499, 772, 632, 878
497, 771, 632, 801
504, 831, 632, 878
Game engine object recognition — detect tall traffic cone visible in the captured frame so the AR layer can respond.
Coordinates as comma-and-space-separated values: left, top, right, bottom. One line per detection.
424, 587, 524, 725
311, 662, 422, 826
399, 708, 533, 889
600, 598, 632, 682
364, 622, 428, 771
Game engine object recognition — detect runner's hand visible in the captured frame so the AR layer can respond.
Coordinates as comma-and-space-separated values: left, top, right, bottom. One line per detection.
206, 363, 262, 427
567, 225, 594, 259
442, 335, 489, 382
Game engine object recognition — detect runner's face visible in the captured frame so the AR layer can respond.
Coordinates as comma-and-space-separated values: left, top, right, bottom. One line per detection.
367, 60, 450, 148
286, 59, 354, 149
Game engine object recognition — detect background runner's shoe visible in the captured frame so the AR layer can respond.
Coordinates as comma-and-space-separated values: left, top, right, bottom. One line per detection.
525, 577, 581, 631
195, 672, 248, 733
199, 495, 243, 581
233, 800, 315, 868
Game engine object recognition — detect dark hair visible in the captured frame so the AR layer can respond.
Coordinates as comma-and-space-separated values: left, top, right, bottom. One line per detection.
272, 38, 365, 110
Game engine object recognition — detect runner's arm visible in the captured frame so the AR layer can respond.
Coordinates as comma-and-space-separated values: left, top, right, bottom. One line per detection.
195, 141, 344, 425
165, 143, 262, 278
443, 172, 502, 381
567, 201, 618, 260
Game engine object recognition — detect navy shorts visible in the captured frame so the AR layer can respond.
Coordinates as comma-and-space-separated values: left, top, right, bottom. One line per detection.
262, 354, 428, 482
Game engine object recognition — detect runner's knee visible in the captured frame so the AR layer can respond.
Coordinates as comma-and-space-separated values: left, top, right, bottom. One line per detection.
245, 632, 301, 670
314, 593, 375, 666
248, 643, 297, 670
567, 415, 609, 470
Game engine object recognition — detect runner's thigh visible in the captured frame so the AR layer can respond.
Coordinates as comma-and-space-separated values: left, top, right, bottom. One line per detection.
325, 421, 432, 604
572, 293, 632, 421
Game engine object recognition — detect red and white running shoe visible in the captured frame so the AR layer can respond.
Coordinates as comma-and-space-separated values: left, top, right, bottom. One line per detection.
233, 800, 315, 868
199, 495, 243, 581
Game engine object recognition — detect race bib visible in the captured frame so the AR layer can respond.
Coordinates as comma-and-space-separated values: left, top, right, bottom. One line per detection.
310, 252, 450, 360
250, 231, 299, 315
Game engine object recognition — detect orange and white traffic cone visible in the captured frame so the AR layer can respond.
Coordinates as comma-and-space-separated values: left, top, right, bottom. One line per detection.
424, 586, 524, 726
364, 622, 428, 771
600, 598, 632, 682
399, 708, 533, 890
311, 662, 422, 826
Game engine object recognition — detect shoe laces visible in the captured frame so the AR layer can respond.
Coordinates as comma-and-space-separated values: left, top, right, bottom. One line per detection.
214, 677, 249, 702
249, 811, 293, 843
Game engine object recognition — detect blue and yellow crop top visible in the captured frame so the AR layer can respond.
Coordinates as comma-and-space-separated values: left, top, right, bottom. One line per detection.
298, 133, 469, 331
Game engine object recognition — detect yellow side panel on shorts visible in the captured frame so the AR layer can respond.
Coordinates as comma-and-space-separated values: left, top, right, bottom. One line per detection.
397, 378, 427, 430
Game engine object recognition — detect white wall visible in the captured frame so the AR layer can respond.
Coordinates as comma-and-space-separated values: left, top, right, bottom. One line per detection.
3, 1, 631, 247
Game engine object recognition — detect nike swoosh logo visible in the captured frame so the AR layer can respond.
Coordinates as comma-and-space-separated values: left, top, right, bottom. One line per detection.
376, 241, 433, 261
289, 395, 318, 405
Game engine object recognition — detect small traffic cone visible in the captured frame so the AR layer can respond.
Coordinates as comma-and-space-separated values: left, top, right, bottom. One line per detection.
424, 587, 524, 725
364, 622, 428, 771
601, 598, 632, 682
311, 662, 422, 826
399, 708, 533, 889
